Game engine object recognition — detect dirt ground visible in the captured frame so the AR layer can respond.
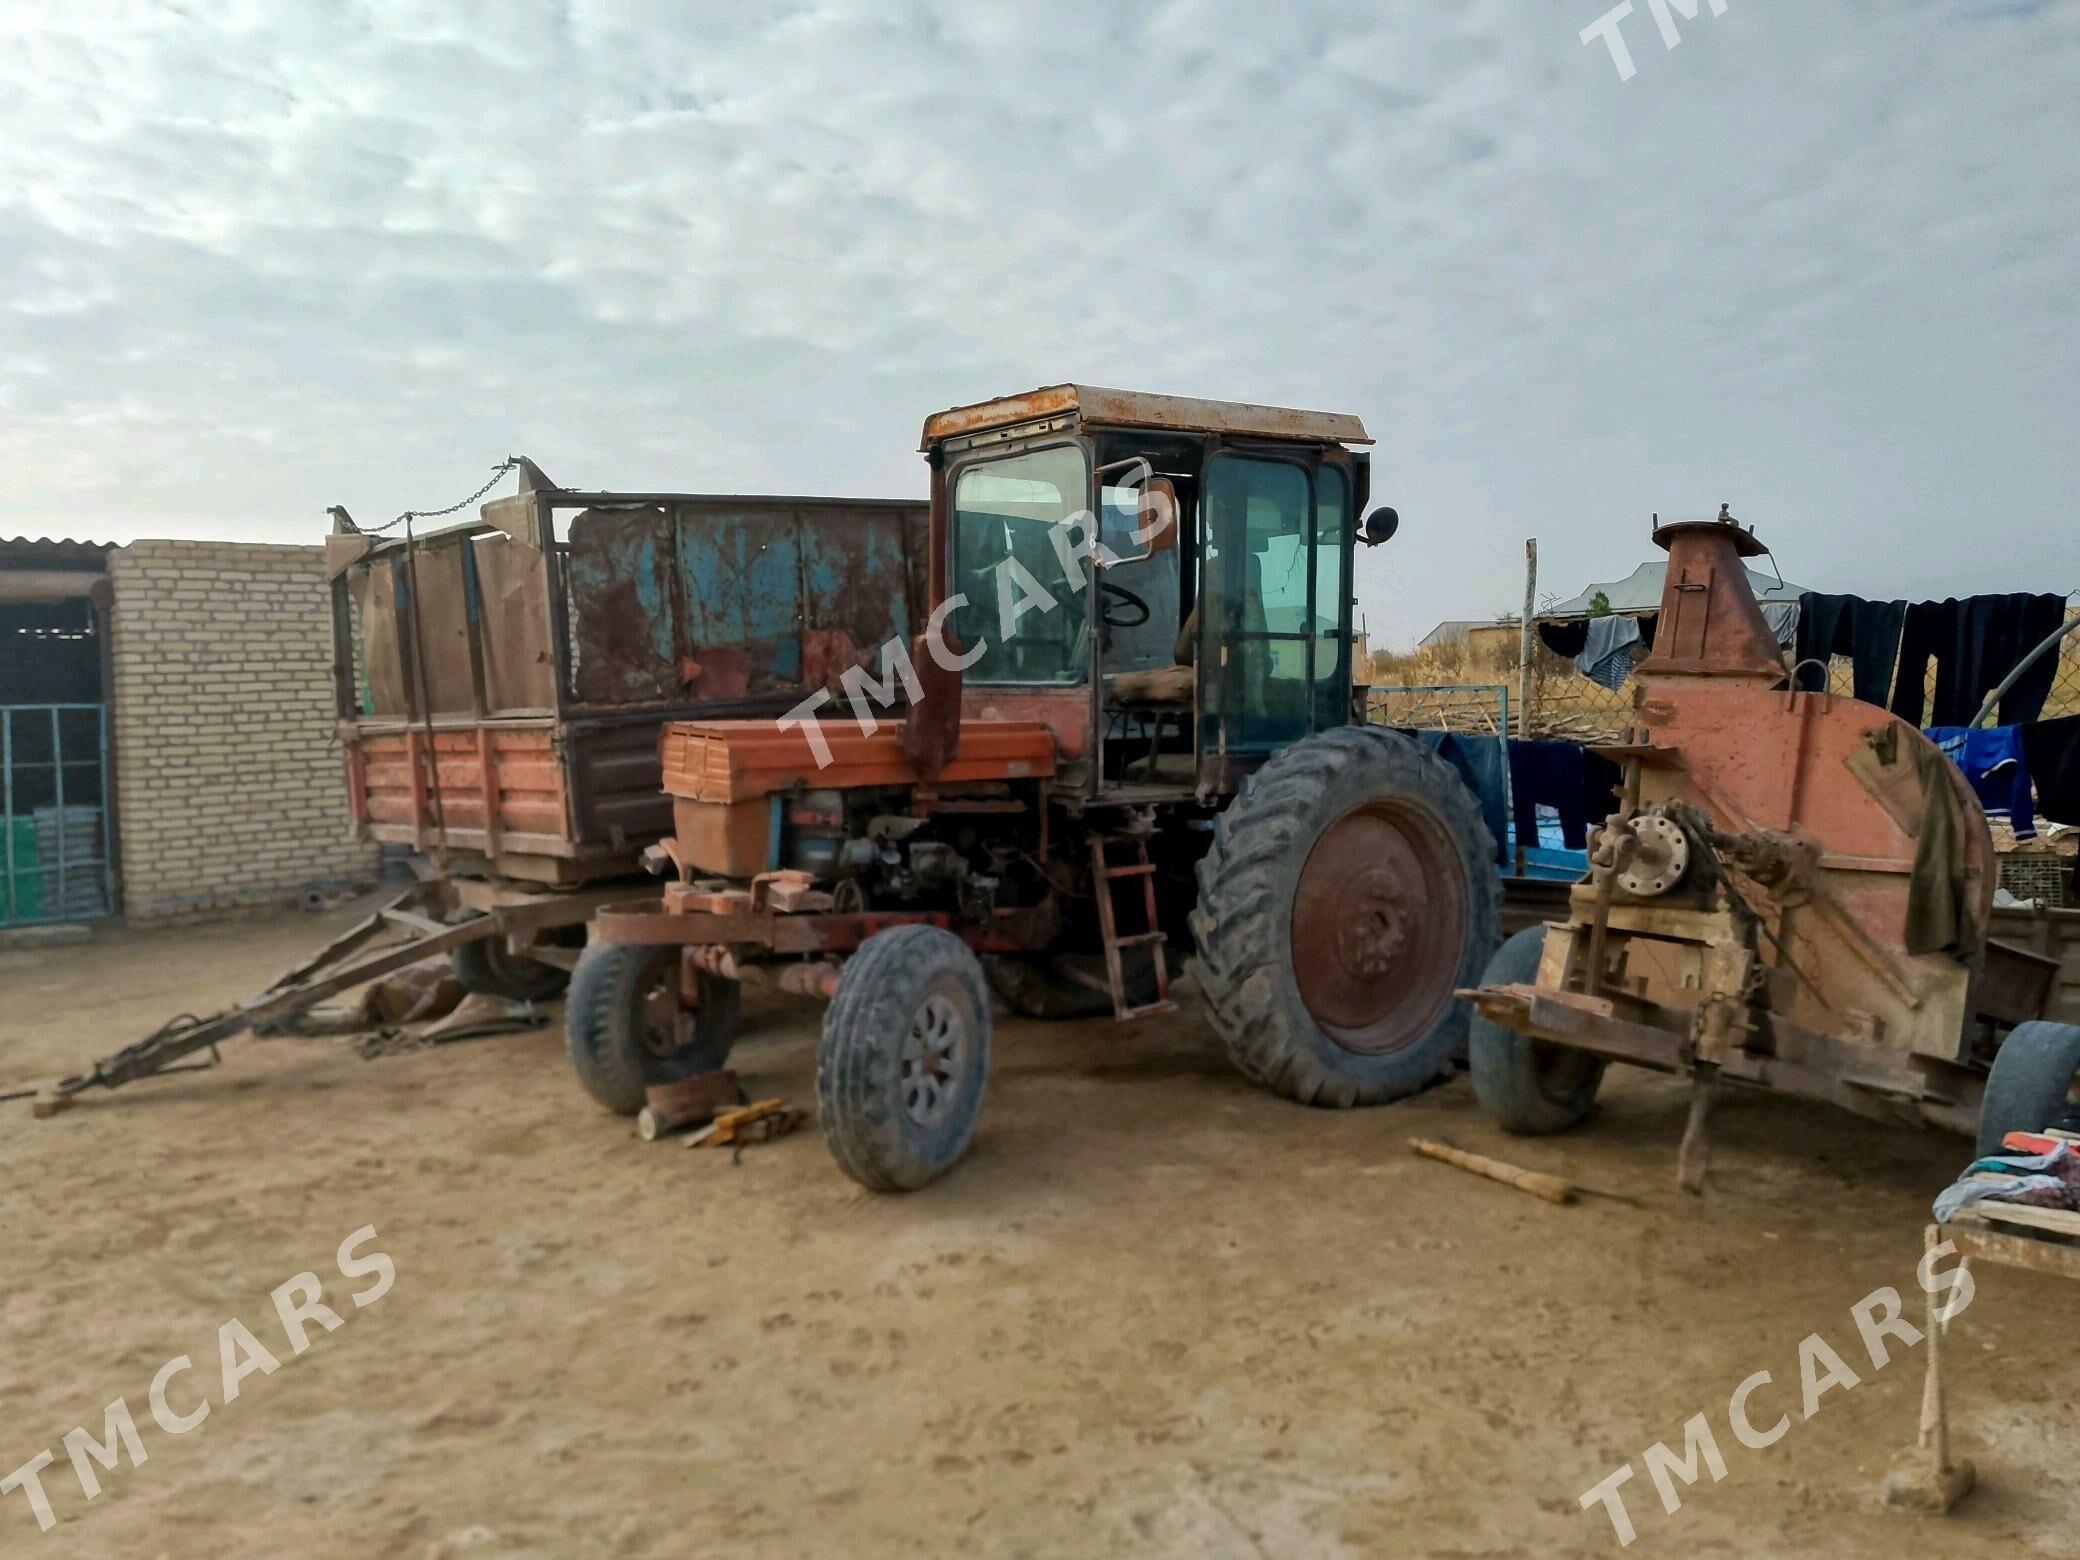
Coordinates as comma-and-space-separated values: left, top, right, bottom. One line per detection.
3, 906, 2075, 1559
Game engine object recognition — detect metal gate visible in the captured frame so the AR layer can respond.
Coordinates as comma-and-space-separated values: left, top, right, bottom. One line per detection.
1, 703, 114, 926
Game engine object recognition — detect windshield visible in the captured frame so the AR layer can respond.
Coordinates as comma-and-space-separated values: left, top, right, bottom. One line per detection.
950, 444, 1091, 684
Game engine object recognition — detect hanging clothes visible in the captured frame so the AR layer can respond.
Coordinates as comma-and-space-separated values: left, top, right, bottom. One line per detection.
1397, 730, 1509, 865
1508, 740, 1621, 852
1577, 616, 1643, 689
1793, 593, 1906, 701
1891, 598, 1955, 726
1537, 619, 1589, 658
2022, 714, 2080, 828
1926, 725, 2035, 840
1759, 600, 1799, 648
1892, 594, 2068, 726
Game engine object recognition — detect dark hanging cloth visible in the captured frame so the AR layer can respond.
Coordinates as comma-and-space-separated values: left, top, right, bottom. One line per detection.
1537, 619, 1589, 658
1891, 598, 1956, 726
1794, 593, 1906, 701
1893, 594, 2067, 727
1397, 730, 1509, 865
1507, 740, 1622, 852
2022, 715, 2080, 827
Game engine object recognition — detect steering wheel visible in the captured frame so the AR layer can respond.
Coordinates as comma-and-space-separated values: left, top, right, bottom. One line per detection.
1101, 581, 1151, 629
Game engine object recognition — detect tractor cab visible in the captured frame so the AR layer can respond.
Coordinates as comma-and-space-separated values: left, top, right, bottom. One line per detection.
919, 385, 1389, 800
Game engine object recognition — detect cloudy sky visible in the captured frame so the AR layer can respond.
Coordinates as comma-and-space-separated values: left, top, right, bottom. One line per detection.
1, 1, 2074, 645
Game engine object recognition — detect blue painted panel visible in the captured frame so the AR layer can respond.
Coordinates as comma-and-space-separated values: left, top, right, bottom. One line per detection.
568, 507, 679, 703
674, 512, 803, 698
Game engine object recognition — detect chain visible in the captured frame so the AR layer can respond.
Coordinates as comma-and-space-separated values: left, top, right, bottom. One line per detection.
345, 456, 526, 535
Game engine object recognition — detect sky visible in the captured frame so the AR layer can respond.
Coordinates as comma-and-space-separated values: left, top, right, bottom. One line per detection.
1, 1, 2074, 648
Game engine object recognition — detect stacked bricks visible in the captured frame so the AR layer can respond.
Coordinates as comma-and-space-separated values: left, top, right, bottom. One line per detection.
106, 540, 377, 921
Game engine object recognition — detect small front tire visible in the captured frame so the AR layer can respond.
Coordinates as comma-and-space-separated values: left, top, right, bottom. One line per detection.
566, 942, 739, 1116
819, 926, 991, 1192
453, 932, 570, 1003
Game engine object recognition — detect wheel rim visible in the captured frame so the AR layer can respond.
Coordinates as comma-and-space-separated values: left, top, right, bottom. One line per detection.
899, 991, 967, 1127
1290, 799, 1469, 1055
637, 953, 687, 1059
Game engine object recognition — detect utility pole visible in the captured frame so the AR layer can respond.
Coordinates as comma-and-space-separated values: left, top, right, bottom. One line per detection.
1519, 539, 1537, 738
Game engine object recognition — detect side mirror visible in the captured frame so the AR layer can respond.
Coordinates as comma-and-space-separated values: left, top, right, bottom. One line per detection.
1361, 506, 1400, 547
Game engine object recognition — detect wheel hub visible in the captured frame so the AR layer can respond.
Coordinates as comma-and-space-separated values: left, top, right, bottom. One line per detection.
899, 992, 966, 1127
1291, 801, 1468, 1055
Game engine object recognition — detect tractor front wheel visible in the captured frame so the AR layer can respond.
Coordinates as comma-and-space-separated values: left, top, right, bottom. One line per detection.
565, 942, 740, 1116
1467, 928, 1606, 1134
819, 925, 991, 1192
1190, 726, 1498, 1108
1976, 1019, 2080, 1156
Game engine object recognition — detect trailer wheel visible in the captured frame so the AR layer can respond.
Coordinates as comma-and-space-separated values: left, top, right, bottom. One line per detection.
818, 925, 990, 1192
1467, 928, 1606, 1134
1190, 726, 1498, 1108
565, 943, 739, 1116
453, 933, 570, 1003
1975, 1019, 2080, 1156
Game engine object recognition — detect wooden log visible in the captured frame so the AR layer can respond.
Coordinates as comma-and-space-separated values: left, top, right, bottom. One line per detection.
1408, 1138, 1576, 1205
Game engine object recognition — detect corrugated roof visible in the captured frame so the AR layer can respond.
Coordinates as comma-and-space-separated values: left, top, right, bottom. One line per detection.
921, 384, 1371, 448
1541, 560, 1808, 618
0, 537, 116, 571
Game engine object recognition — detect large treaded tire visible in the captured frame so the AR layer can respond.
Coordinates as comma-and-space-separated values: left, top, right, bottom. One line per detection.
453, 933, 570, 1003
819, 925, 990, 1193
565, 942, 739, 1116
1976, 1019, 2080, 1156
1190, 726, 1498, 1108
1468, 928, 1606, 1135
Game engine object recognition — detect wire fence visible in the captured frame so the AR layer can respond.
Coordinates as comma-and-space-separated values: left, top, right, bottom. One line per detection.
1367, 603, 2080, 745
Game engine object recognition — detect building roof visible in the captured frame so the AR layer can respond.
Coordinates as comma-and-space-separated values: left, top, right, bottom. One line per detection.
0, 537, 115, 571
1418, 619, 1505, 649
1541, 560, 1808, 618
920, 384, 1371, 449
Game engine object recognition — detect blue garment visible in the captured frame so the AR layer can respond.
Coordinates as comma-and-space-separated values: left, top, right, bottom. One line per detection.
1926, 725, 2035, 839
1395, 730, 1510, 867
1576, 615, 1643, 689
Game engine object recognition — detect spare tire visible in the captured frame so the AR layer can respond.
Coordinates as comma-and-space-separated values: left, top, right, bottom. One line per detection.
1190, 726, 1498, 1107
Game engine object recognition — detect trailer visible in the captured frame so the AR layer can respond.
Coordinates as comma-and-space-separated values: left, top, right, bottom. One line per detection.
30, 466, 932, 1106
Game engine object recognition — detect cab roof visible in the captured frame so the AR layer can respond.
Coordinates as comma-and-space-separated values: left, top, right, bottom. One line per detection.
920, 384, 1371, 451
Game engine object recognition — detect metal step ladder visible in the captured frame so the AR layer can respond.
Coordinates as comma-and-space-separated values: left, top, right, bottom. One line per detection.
1089, 835, 1177, 1020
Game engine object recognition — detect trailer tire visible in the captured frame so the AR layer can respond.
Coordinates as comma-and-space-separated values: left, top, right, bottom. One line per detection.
1190, 726, 1498, 1108
1467, 928, 1606, 1135
453, 933, 570, 1003
565, 942, 738, 1116
819, 925, 990, 1193
1975, 1019, 2080, 1157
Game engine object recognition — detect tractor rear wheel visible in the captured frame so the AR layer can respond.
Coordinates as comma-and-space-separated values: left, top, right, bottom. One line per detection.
819, 925, 991, 1192
565, 943, 739, 1116
1467, 928, 1606, 1134
1190, 726, 1498, 1107
1976, 1019, 2080, 1156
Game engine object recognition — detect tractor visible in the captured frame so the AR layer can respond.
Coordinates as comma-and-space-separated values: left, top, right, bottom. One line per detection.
572, 384, 1499, 1190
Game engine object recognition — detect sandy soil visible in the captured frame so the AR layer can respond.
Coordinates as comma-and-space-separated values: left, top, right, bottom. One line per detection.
2, 905, 2076, 1559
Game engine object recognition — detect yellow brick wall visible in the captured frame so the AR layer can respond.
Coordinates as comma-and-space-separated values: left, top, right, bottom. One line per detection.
107, 540, 378, 920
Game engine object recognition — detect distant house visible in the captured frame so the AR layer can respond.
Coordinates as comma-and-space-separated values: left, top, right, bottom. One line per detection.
1418, 619, 1492, 650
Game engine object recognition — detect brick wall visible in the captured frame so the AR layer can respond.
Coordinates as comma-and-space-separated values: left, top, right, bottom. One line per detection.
107, 540, 377, 920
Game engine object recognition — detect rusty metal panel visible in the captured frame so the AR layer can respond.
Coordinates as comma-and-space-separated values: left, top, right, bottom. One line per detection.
568, 507, 679, 704
799, 507, 913, 669
920, 384, 1371, 449
673, 508, 802, 700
